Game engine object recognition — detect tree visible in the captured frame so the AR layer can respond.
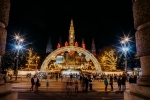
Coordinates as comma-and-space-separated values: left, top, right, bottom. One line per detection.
26, 48, 36, 69
1, 50, 27, 71
98, 46, 120, 71
1, 51, 15, 71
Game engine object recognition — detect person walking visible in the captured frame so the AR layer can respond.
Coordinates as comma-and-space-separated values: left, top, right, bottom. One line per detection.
75, 73, 79, 80
56, 73, 58, 81
117, 76, 122, 91
89, 78, 92, 90
46, 78, 50, 91
104, 77, 108, 91
30, 77, 34, 91
74, 80, 78, 93
70, 73, 73, 81
85, 76, 89, 93
33, 75, 37, 91
129, 75, 133, 84
80, 74, 83, 83
60, 74, 63, 82
121, 75, 126, 91
109, 76, 113, 91
34, 75, 40, 92
133, 75, 137, 84
81, 76, 85, 92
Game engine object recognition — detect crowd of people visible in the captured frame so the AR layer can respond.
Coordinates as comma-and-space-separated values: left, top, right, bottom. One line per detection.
65, 73, 93, 94
29, 73, 138, 93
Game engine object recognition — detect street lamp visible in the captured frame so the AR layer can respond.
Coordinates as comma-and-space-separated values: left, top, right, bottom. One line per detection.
120, 36, 130, 71
14, 35, 24, 81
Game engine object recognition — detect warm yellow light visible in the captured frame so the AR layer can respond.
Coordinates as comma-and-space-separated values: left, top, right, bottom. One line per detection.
102, 56, 105, 60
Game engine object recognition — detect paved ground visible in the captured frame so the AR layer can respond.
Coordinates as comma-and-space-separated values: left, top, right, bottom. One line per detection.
9, 78, 129, 100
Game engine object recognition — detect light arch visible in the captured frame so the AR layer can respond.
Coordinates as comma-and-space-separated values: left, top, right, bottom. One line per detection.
40, 46, 102, 73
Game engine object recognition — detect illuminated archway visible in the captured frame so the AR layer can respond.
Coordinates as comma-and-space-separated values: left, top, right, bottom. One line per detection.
40, 46, 102, 73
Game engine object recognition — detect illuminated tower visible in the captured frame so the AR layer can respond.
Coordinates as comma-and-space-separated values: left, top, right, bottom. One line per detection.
59, 36, 63, 47
46, 38, 53, 53
68, 19, 75, 46
82, 38, 86, 49
91, 38, 96, 56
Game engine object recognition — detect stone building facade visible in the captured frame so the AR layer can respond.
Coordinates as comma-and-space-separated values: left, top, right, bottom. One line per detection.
124, 0, 150, 99
0, 0, 18, 100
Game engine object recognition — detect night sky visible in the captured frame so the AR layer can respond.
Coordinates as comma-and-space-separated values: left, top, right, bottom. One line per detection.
6, 0, 136, 54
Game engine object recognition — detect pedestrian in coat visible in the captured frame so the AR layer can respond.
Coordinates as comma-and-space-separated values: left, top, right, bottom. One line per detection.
30, 77, 34, 91
89, 78, 92, 90
109, 76, 113, 91
117, 76, 122, 90
84, 76, 89, 93
121, 75, 126, 91
104, 77, 108, 91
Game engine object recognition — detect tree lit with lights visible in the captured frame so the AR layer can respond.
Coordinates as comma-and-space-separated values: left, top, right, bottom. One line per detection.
98, 46, 119, 71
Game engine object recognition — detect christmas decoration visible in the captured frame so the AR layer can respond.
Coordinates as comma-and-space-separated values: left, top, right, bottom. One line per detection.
79, 52, 82, 56
65, 41, 68, 46
75, 41, 78, 46
57, 43, 60, 48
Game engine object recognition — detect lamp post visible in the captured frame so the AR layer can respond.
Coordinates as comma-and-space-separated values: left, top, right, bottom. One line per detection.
122, 47, 128, 71
14, 35, 24, 81
121, 36, 129, 71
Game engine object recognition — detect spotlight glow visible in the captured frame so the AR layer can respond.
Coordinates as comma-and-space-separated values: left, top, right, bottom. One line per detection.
19, 38, 24, 42
124, 37, 129, 42
15, 35, 19, 40
15, 45, 22, 50
122, 47, 129, 52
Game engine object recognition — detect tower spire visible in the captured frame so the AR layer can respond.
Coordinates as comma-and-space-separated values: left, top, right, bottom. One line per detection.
68, 19, 75, 46
59, 36, 62, 47
69, 19, 75, 34
46, 37, 53, 53
91, 38, 96, 56
82, 38, 86, 49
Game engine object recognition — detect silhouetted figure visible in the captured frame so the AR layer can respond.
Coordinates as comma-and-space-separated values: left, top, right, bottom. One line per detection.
36, 78, 40, 91
121, 75, 126, 91
133, 75, 137, 84
80, 75, 82, 83
81, 76, 85, 92
129, 76, 133, 84
56, 73, 58, 81
70, 73, 73, 81
117, 77, 121, 90
30, 77, 34, 91
85, 77, 89, 93
109, 76, 113, 91
89, 78, 92, 90
74, 80, 78, 93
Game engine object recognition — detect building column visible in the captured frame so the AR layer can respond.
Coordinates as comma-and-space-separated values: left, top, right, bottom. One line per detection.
133, 0, 150, 86
0, 0, 10, 71
124, 0, 150, 99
